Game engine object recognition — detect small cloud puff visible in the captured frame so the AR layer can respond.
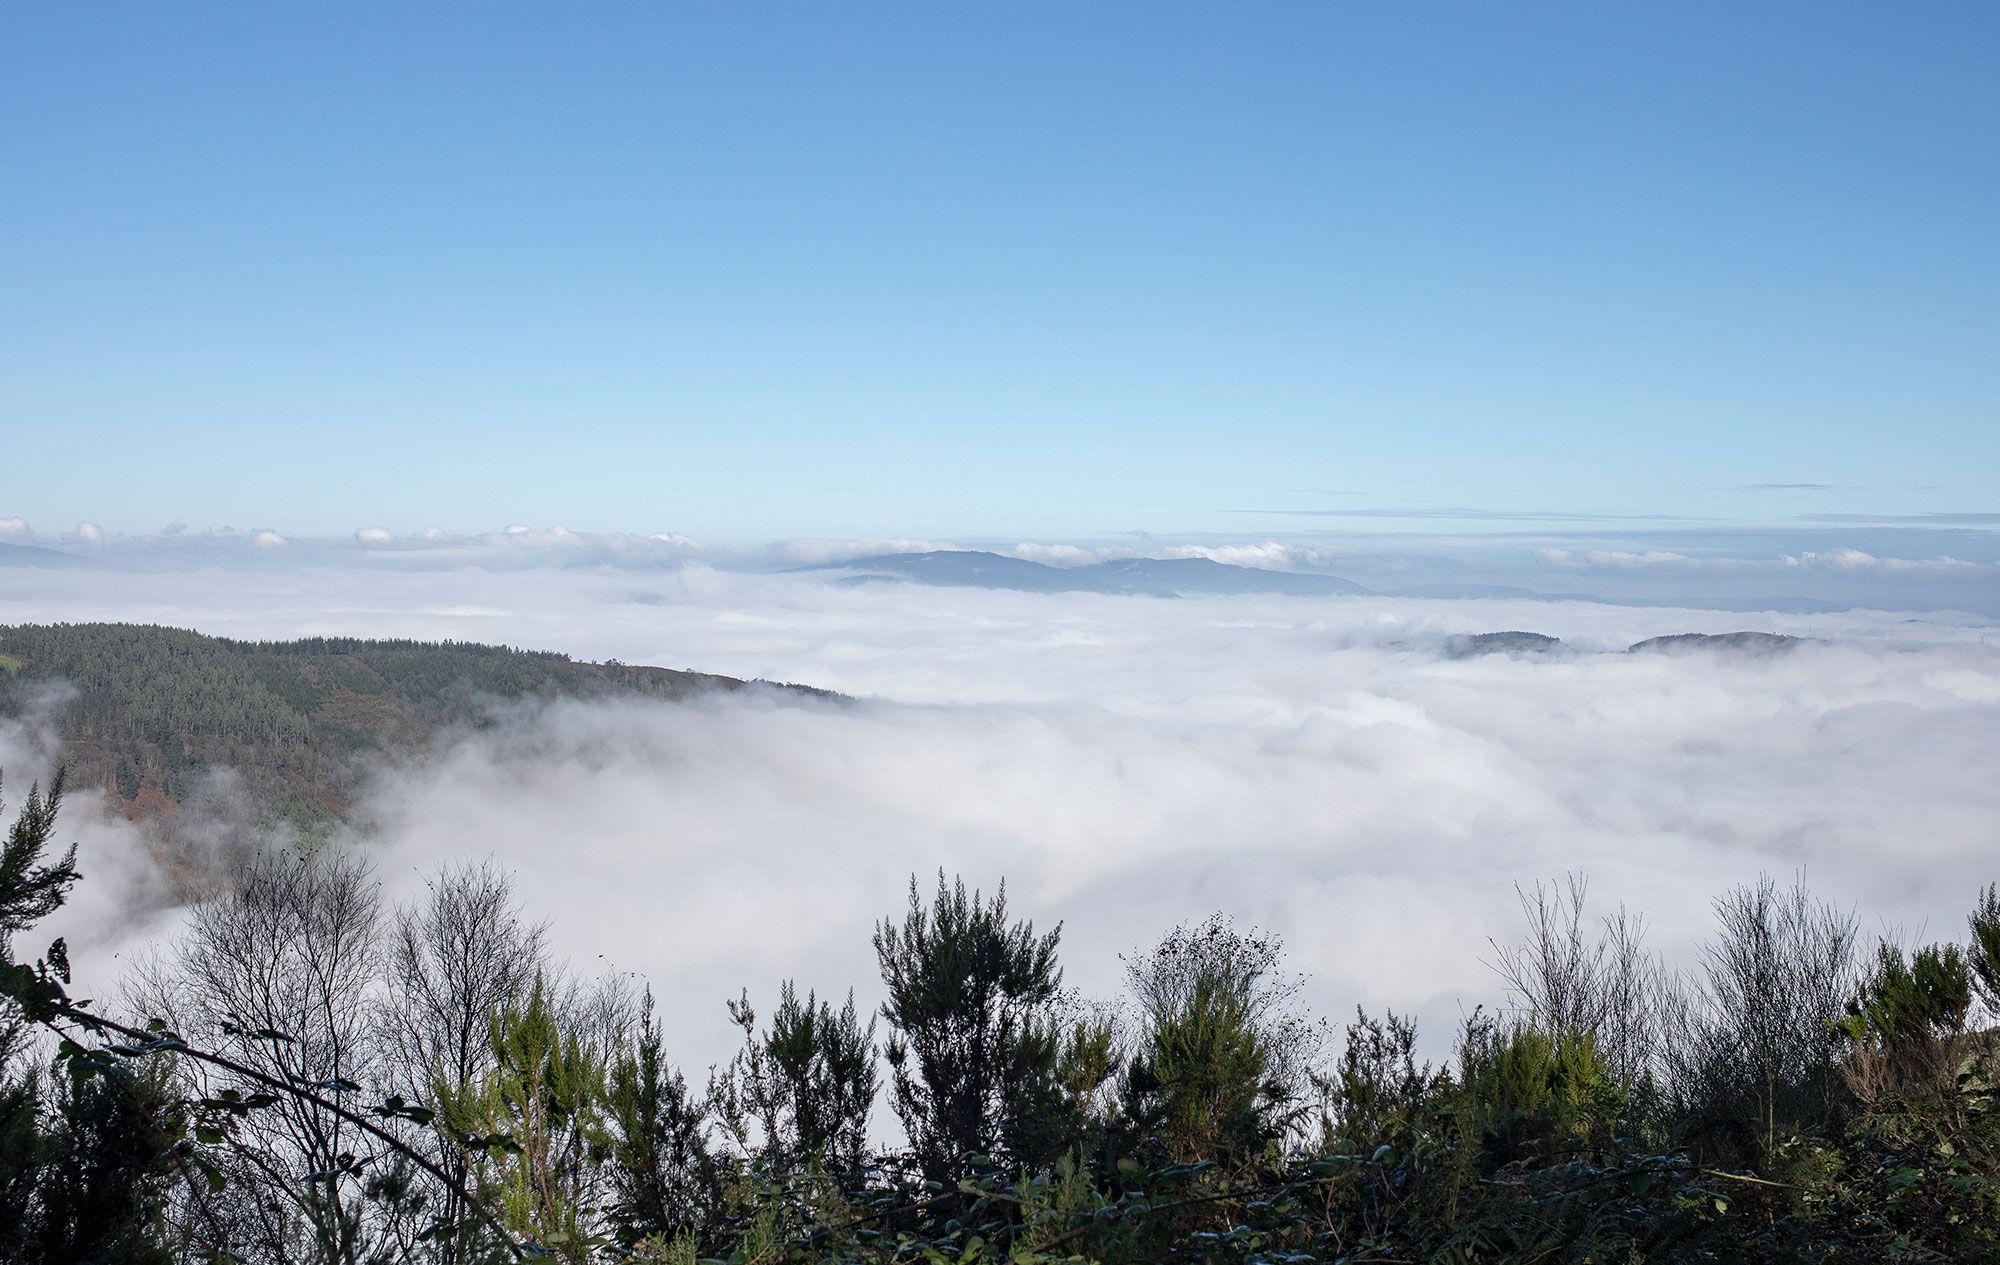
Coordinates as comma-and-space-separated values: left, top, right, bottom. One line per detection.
74, 522, 105, 545
1157, 541, 1357, 572
250, 530, 288, 548
355, 527, 395, 546
0, 517, 31, 541
1004, 540, 1356, 574
1007, 543, 1098, 567
484, 524, 589, 548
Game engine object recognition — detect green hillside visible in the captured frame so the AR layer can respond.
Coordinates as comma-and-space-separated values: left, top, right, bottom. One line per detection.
0, 622, 814, 829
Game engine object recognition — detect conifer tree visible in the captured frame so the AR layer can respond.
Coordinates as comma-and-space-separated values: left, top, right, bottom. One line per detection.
874, 873, 1063, 1180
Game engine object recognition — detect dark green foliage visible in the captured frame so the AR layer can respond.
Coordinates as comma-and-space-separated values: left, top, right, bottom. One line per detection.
1457, 1016, 1623, 1166
12, 1064, 179, 1265
1972, 884, 2000, 1014
874, 872, 1065, 1181
1836, 940, 1978, 1123
1121, 918, 1321, 1170
718, 982, 878, 1176
1321, 1007, 1438, 1158
0, 770, 75, 959
0, 1075, 36, 1252
605, 992, 720, 1250
1847, 942, 1971, 1047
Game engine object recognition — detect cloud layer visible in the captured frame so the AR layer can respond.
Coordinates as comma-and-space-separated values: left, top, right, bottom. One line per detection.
8, 564, 1997, 1074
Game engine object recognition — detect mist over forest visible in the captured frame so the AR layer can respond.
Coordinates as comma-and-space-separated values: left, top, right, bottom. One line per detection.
3, 560, 1994, 1074
3, 556, 2000, 1256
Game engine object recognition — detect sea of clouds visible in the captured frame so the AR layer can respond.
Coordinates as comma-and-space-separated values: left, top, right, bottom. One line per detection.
4, 558, 1998, 1072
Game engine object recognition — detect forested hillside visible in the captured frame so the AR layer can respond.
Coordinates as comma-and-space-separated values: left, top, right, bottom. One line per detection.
0, 623, 809, 829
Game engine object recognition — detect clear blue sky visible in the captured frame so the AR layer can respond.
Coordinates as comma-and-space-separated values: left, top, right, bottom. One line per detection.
3, 3, 1995, 541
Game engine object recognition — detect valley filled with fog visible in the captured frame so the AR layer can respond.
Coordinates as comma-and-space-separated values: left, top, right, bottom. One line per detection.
5, 560, 1995, 1073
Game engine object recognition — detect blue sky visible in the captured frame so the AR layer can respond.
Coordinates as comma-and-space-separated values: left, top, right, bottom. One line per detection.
3, 2, 1996, 542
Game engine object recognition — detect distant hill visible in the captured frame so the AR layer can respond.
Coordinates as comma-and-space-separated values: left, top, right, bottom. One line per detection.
824, 551, 1369, 597
0, 622, 823, 833
1627, 631, 1804, 655
1443, 631, 1564, 658
1425, 629, 1812, 659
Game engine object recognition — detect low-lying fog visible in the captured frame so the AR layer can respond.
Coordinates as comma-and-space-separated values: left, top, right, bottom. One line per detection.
5, 562, 1998, 1071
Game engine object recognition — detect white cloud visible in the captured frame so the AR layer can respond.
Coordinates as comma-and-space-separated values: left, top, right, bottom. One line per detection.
0, 516, 31, 541
250, 529, 287, 548
1003, 540, 1359, 573
355, 527, 395, 545
73, 521, 105, 546
1780, 548, 1984, 574
1155, 541, 1357, 572
480, 524, 597, 548
1007, 542, 1099, 567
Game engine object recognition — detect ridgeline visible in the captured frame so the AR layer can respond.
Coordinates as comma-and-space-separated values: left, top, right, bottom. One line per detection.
0, 622, 820, 831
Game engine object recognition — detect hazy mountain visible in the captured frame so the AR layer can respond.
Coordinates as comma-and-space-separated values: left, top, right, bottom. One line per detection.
826, 550, 1368, 597
832, 550, 1078, 591
821, 557, 1890, 614
0, 622, 826, 833
0, 540, 91, 568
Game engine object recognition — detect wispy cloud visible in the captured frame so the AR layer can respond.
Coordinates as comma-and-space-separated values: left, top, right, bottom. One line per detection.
1237, 506, 1703, 523
1802, 512, 2000, 525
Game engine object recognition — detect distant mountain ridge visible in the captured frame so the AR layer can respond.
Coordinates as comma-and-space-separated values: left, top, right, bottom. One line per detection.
0, 541, 92, 568
0, 622, 825, 833
815, 550, 1890, 616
